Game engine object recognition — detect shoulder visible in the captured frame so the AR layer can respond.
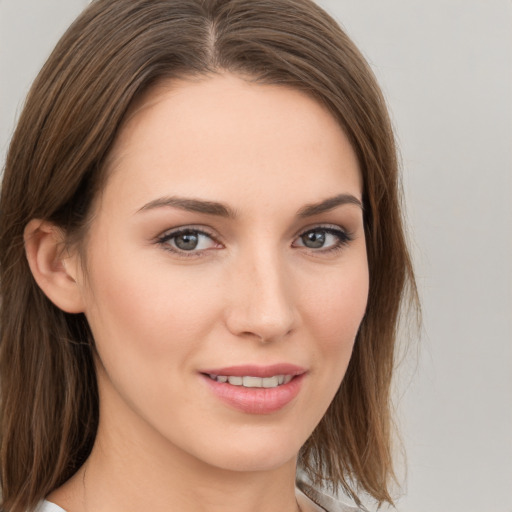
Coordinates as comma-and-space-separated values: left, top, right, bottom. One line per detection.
296, 477, 368, 512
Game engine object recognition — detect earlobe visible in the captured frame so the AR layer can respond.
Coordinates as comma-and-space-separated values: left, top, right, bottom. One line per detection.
24, 219, 85, 314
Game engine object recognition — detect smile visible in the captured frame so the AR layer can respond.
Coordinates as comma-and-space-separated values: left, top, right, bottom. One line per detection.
207, 374, 294, 388
200, 364, 306, 414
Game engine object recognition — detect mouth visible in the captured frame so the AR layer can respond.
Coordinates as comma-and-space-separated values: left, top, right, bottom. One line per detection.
199, 364, 306, 414
205, 374, 294, 388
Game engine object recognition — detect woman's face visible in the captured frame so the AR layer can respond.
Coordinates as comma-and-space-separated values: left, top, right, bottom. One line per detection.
76, 74, 368, 473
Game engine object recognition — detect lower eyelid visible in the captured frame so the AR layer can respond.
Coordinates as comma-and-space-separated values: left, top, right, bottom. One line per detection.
155, 225, 353, 255
292, 227, 354, 252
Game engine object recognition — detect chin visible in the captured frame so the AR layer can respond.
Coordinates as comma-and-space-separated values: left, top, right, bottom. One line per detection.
183, 426, 306, 474
208, 449, 297, 473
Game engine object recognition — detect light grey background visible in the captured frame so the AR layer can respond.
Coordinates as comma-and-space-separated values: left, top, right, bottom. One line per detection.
1, 1, 511, 511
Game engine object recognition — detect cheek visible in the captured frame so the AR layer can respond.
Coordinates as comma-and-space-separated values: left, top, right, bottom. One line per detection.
80, 255, 224, 427
83, 258, 222, 436
298, 256, 369, 408
84, 258, 221, 360
302, 260, 369, 348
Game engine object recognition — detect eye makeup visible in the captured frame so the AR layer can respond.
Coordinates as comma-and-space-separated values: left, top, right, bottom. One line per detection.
293, 225, 353, 254
154, 223, 354, 259
156, 226, 222, 258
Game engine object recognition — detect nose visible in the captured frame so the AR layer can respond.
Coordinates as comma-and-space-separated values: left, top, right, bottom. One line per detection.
224, 248, 297, 343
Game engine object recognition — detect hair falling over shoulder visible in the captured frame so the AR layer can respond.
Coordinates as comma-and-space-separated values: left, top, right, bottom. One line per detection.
0, 1, 418, 510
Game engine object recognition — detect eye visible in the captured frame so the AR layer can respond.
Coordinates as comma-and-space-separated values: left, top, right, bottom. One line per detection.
293, 226, 352, 252
157, 228, 219, 254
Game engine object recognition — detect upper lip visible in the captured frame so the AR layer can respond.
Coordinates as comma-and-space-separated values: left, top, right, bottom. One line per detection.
200, 364, 306, 378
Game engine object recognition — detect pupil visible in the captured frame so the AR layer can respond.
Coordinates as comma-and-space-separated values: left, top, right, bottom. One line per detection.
175, 232, 198, 250
303, 231, 325, 248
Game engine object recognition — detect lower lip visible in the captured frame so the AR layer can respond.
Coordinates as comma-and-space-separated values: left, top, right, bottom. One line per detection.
201, 374, 305, 414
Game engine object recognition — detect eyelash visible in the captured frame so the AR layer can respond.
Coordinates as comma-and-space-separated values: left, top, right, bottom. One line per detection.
155, 225, 353, 258
293, 226, 354, 254
156, 227, 219, 258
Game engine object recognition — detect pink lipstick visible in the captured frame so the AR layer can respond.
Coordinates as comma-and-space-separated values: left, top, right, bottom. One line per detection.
200, 364, 306, 414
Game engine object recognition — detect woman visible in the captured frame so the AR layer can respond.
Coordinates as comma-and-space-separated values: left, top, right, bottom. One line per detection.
0, 1, 417, 511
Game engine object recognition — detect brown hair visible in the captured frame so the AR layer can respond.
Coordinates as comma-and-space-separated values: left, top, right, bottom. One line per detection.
0, 0, 417, 510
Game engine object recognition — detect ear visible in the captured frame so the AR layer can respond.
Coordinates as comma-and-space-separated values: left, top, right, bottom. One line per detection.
24, 219, 85, 313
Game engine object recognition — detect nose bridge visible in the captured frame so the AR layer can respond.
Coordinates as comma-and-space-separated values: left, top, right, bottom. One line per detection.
225, 241, 296, 342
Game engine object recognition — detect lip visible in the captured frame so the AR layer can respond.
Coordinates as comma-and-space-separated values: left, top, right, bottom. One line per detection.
200, 363, 306, 378
199, 364, 307, 414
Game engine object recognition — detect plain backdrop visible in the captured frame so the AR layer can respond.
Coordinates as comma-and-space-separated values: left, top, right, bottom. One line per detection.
1, 1, 511, 511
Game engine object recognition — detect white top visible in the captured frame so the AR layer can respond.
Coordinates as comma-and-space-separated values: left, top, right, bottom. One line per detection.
34, 502, 65, 512
35, 480, 363, 512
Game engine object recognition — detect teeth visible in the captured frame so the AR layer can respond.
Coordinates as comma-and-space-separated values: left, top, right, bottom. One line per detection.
243, 376, 262, 387
262, 376, 279, 388
210, 374, 293, 388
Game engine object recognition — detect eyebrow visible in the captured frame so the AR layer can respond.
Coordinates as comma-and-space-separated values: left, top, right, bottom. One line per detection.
137, 196, 237, 218
137, 193, 362, 218
297, 193, 363, 217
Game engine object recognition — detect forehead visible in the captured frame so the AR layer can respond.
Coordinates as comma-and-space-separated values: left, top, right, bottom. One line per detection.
102, 73, 362, 214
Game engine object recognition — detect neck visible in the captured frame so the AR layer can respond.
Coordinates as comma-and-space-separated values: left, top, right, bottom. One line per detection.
82, 441, 299, 512
49, 385, 301, 512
